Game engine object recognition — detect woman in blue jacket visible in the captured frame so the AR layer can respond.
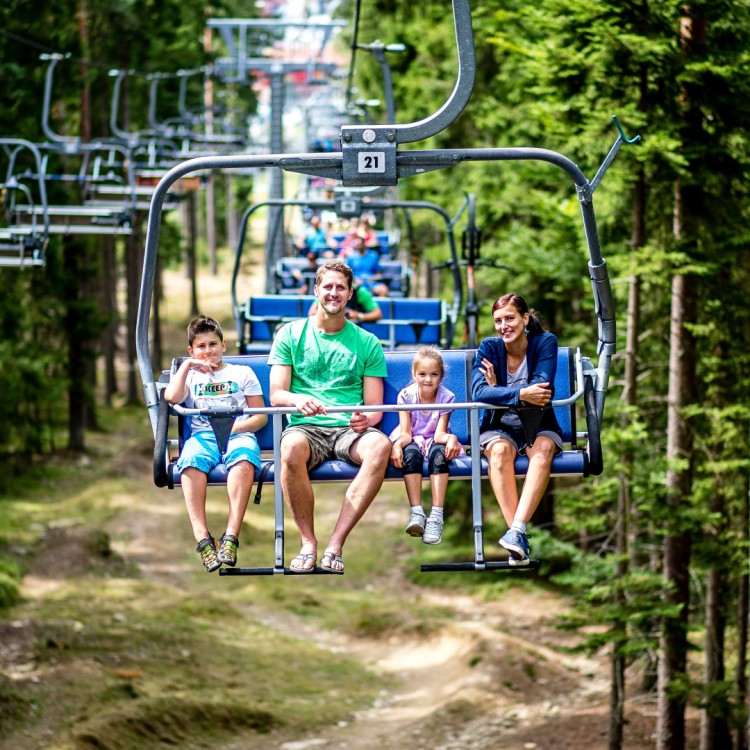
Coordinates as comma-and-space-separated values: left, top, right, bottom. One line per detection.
471, 293, 563, 565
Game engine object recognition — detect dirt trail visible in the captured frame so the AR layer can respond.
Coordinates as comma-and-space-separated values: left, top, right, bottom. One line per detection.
106, 469, 647, 750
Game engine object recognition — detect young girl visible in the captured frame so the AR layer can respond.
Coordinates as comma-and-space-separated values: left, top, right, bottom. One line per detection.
389, 347, 464, 544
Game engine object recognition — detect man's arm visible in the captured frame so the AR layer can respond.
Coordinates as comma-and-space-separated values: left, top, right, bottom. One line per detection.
269, 363, 328, 416
361, 375, 384, 427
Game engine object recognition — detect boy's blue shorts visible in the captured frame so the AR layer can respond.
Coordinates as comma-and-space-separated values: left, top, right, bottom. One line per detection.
176, 431, 261, 475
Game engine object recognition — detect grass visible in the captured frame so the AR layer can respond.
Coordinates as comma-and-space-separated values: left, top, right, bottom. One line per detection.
4, 396, 529, 749
0, 405, 390, 749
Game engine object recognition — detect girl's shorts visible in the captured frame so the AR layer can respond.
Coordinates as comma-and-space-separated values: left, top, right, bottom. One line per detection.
176, 431, 261, 475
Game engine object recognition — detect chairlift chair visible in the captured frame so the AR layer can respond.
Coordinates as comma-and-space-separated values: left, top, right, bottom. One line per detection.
137, 0, 638, 574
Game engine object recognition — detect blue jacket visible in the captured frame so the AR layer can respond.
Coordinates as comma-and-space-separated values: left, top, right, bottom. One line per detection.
471, 333, 563, 436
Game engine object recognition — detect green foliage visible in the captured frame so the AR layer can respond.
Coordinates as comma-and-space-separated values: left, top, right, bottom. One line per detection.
348, 0, 750, 722
0, 553, 22, 609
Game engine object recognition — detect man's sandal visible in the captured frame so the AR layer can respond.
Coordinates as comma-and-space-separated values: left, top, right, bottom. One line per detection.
289, 552, 316, 573
320, 548, 344, 574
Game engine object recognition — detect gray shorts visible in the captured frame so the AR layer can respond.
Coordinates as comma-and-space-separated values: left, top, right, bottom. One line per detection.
479, 428, 563, 457
281, 424, 382, 470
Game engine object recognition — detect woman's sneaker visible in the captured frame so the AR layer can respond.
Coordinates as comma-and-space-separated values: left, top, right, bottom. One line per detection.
422, 516, 444, 545
217, 533, 239, 567
196, 536, 221, 572
405, 510, 426, 537
499, 529, 529, 566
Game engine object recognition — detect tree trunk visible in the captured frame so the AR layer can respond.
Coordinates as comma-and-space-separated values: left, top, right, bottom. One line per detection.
206, 172, 217, 275
656, 187, 698, 750
609, 165, 646, 750
738, 455, 749, 750
101, 235, 118, 407
152, 255, 163, 374
658, 529, 692, 750
64, 237, 87, 451
657, 10, 706, 746
84, 243, 101, 432
700, 320, 731, 750
700, 568, 730, 750
226, 173, 238, 257
187, 191, 199, 316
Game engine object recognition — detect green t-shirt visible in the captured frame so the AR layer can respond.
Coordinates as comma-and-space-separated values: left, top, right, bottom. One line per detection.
267, 317, 388, 427
350, 283, 377, 313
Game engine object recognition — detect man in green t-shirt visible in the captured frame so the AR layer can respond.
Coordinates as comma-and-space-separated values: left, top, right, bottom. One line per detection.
268, 260, 390, 574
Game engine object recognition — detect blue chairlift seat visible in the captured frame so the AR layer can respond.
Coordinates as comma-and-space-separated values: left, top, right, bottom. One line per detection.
163, 347, 587, 488
238, 294, 447, 353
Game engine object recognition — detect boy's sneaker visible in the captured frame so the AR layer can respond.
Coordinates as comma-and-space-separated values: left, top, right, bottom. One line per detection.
405, 510, 426, 537
196, 536, 221, 572
217, 533, 239, 567
422, 516, 444, 545
499, 529, 530, 566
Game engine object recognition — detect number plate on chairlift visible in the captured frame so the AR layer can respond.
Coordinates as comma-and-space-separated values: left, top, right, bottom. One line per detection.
341, 126, 397, 186
357, 152, 386, 173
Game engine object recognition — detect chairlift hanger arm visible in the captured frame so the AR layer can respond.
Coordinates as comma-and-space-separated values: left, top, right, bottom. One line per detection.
0, 137, 50, 236
40, 54, 80, 152
355, 40, 405, 125
589, 115, 642, 193
340, 0, 475, 156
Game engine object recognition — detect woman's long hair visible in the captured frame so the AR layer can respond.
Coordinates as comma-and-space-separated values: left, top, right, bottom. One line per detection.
491, 293, 544, 336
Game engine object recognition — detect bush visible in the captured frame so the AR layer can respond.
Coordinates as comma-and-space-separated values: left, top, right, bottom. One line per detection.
0, 558, 22, 610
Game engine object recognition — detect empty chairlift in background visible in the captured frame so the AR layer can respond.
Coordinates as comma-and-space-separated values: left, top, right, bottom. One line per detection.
0, 138, 49, 267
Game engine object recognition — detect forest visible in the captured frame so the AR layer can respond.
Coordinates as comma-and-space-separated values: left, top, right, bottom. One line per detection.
1, 2, 750, 750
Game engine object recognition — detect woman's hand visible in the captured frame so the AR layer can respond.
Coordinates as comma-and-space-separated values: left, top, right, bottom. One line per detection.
520, 382, 551, 406
479, 358, 496, 386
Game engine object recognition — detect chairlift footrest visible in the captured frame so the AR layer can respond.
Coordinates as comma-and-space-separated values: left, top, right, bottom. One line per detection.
219, 566, 344, 576
420, 560, 541, 573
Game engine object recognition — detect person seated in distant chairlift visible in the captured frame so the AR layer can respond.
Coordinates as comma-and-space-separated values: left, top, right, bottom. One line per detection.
338, 225, 361, 259
341, 235, 389, 297
294, 215, 335, 258
290, 250, 319, 295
